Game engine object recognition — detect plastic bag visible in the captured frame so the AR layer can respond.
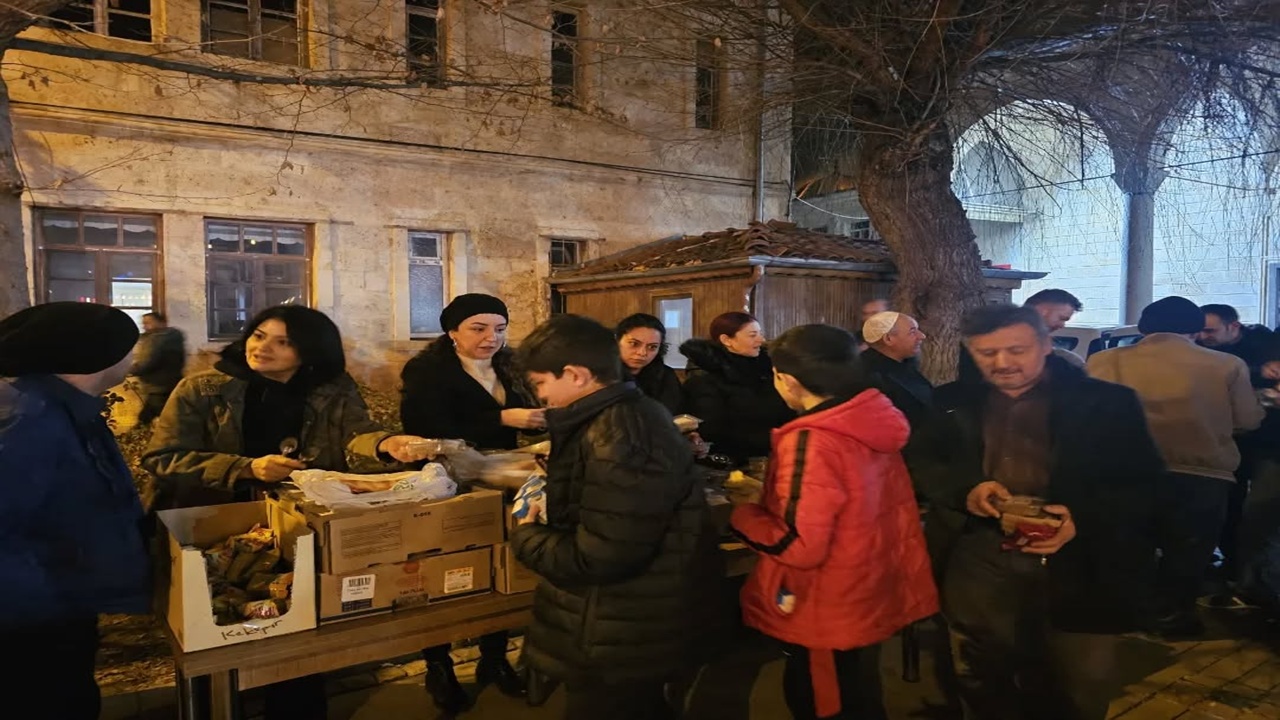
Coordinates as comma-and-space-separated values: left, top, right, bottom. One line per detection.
511, 475, 547, 525
289, 464, 457, 509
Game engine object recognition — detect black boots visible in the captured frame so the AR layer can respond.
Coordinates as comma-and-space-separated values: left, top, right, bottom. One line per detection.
425, 660, 473, 715
476, 655, 528, 698
426, 656, 526, 714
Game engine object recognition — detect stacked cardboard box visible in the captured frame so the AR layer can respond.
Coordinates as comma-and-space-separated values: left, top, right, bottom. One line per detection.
270, 488, 505, 623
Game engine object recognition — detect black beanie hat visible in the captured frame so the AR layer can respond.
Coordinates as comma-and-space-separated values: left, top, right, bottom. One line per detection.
1138, 296, 1205, 335
440, 294, 509, 332
0, 302, 139, 376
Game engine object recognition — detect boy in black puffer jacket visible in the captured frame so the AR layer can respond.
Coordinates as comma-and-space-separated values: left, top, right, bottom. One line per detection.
512, 315, 721, 720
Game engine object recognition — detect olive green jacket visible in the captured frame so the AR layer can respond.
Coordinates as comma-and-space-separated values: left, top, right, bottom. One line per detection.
142, 369, 396, 509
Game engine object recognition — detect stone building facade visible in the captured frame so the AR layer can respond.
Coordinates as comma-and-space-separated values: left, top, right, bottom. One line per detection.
8, 0, 788, 387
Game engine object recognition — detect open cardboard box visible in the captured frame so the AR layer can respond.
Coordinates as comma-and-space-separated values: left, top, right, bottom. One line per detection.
158, 501, 316, 653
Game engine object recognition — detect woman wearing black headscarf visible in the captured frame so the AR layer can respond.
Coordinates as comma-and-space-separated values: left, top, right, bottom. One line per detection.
400, 293, 539, 713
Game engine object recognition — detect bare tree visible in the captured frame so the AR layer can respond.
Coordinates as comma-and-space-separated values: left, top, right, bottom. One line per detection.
622, 0, 1280, 378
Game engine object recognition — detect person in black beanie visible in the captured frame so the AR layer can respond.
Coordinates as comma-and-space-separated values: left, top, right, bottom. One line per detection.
0, 302, 150, 720
400, 293, 539, 713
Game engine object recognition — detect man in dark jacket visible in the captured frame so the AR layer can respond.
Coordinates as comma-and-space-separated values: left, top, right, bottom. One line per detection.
860, 311, 966, 713
130, 311, 186, 424
513, 315, 719, 720
0, 302, 152, 720
917, 304, 1163, 720
860, 310, 932, 436
1199, 304, 1280, 606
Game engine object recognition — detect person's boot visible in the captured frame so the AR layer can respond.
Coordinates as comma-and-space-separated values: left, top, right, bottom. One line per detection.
475, 655, 527, 698
425, 660, 472, 714
525, 668, 560, 708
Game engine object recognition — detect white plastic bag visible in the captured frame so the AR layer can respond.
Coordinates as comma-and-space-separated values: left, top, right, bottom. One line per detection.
288, 464, 457, 509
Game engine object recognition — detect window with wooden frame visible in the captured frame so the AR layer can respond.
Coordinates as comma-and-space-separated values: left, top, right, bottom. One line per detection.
550, 9, 579, 106
205, 219, 310, 339
35, 209, 163, 327
408, 230, 449, 337
694, 38, 723, 130
204, 0, 304, 65
407, 0, 445, 86
548, 238, 584, 315
43, 0, 153, 41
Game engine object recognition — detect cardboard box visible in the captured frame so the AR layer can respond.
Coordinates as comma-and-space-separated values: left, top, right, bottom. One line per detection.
493, 542, 539, 595
503, 500, 518, 538
158, 502, 317, 652
318, 547, 493, 623
271, 488, 504, 575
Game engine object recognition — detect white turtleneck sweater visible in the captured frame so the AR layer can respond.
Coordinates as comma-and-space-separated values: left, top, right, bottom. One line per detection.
458, 353, 507, 405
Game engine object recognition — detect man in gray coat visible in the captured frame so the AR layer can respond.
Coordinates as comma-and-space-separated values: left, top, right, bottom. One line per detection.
1088, 296, 1264, 638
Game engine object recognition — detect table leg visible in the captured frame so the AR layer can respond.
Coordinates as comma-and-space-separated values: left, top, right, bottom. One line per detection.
209, 669, 242, 720
176, 670, 209, 720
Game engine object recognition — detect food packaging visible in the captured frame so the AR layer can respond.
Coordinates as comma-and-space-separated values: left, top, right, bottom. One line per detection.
994, 495, 1062, 550
405, 438, 472, 458
673, 415, 702, 433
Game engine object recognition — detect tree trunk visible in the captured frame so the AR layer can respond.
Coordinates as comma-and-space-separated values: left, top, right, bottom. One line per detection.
0, 52, 29, 318
855, 125, 986, 383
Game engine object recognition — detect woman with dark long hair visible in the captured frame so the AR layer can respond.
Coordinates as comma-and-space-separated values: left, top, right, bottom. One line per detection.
680, 311, 795, 465
400, 293, 539, 713
144, 305, 432, 719
615, 313, 683, 414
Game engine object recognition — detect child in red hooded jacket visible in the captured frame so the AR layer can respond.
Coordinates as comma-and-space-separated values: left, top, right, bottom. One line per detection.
732, 324, 938, 719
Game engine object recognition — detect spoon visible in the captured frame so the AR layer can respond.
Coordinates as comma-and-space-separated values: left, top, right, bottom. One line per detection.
279, 437, 299, 456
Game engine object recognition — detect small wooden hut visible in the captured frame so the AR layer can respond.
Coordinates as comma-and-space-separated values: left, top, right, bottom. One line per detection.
548, 221, 1045, 365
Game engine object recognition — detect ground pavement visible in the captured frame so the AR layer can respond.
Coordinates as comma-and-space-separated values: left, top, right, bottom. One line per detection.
100, 607, 1280, 719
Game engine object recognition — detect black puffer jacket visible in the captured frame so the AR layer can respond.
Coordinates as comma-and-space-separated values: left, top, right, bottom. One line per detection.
510, 383, 721, 683
679, 339, 795, 463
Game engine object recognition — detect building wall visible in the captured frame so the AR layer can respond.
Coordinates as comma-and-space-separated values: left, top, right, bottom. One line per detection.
8, 0, 790, 388
955, 105, 1280, 326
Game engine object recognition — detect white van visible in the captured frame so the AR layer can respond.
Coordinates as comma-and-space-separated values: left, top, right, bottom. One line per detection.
1052, 325, 1142, 359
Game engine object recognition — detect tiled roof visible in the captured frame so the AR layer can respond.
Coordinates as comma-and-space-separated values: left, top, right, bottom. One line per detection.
553, 220, 892, 278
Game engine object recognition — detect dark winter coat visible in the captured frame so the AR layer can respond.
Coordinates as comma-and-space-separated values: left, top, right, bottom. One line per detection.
679, 339, 795, 464
0, 375, 150, 627
510, 383, 721, 684
399, 343, 536, 451
860, 347, 936, 491
1203, 325, 1280, 463
142, 364, 395, 510
915, 355, 1164, 633
631, 360, 684, 416
129, 327, 186, 397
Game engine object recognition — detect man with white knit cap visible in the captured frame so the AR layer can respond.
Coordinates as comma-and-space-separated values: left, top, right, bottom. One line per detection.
859, 310, 964, 713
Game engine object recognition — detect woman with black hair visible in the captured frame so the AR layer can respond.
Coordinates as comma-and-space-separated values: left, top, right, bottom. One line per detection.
143, 305, 433, 720
616, 313, 684, 415
681, 311, 795, 465
145, 305, 429, 508
400, 293, 539, 713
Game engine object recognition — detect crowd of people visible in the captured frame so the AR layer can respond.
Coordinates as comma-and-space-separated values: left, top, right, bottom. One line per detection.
3, 285, 1280, 720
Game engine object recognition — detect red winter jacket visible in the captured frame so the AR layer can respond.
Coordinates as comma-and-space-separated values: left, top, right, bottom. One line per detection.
731, 389, 939, 716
